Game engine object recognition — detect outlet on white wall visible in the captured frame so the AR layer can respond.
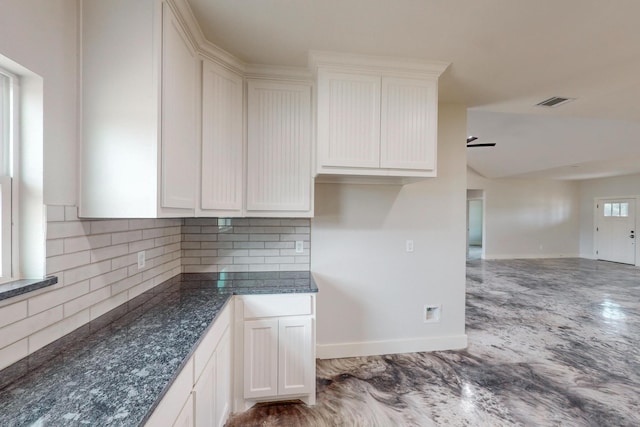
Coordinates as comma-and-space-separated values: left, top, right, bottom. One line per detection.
137, 251, 146, 269
406, 240, 414, 252
295, 240, 304, 253
423, 305, 441, 323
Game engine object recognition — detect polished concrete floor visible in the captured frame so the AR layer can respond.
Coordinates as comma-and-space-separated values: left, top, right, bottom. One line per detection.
226, 258, 640, 426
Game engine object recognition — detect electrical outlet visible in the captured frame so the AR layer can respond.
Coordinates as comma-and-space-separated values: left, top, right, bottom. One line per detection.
295, 241, 304, 254
137, 251, 146, 269
424, 305, 441, 323
406, 240, 414, 252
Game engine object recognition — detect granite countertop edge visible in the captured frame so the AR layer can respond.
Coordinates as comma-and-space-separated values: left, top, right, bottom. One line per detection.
0, 276, 58, 301
0, 271, 318, 426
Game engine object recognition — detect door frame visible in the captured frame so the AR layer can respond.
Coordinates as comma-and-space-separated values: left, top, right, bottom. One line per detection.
467, 189, 486, 259
593, 196, 639, 267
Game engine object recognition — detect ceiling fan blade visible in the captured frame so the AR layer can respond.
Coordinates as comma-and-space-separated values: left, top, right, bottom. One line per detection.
467, 143, 496, 148
466, 136, 478, 143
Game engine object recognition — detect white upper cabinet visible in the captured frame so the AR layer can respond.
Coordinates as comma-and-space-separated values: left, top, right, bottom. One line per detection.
380, 77, 437, 170
311, 52, 449, 182
318, 72, 381, 168
80, 0, 198, 218
162, 3, 198, 210
245, 79, 313, 217
200, 60, 244, 216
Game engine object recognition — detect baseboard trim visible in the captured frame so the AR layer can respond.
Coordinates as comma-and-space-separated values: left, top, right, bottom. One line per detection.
316, 334, 468, 360
485, 253, 580, 260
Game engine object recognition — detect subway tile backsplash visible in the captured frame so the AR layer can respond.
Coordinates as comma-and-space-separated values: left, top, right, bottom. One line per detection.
0, 207, 311, 371
182, 218, 311, 273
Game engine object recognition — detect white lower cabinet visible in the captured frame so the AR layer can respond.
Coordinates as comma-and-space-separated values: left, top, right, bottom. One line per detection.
236, 294, 316, 410
194, 326, 231, 427
173, 394, 194, 427
147, 293, 317, 425
146, 304, 232, 427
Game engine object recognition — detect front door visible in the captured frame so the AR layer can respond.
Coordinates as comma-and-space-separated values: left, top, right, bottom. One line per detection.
596, 198, 636, 264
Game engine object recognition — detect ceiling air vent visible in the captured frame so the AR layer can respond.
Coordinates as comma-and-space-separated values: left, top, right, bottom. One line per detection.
536, 96, 575, 108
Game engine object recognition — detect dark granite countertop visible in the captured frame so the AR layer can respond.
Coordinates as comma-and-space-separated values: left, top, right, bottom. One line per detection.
0, 271, 317, 426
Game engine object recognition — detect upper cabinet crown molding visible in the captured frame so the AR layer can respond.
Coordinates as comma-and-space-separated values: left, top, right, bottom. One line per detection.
308, 51, 450, 79
170, 0, 246, 75
244, 64, 313, 83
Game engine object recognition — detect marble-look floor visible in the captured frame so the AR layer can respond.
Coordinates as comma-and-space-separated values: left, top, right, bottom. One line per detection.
226, 258, 640, 426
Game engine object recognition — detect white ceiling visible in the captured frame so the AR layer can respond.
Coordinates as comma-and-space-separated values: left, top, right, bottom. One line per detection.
186, 0, 640, 180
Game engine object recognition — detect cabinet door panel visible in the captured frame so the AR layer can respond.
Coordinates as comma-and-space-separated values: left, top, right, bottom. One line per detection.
380, 77, 436, 170
146, 358, 194, 426
243, 319, 279, 399
278, 316, 313, 396
193, 354, 216, 427
173, 393, 194, 427
246, 80, 312, 212
161, 3, 197, 209
317, 71, 381, 168
215, 328, 231, 427
201, 61, 243, 214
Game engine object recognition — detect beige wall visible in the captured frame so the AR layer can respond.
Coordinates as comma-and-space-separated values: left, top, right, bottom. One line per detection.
311, 104, 468, 358
467, 169, 580, 259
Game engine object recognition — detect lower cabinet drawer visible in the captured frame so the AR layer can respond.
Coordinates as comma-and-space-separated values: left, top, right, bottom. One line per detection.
242, 294, 312, 318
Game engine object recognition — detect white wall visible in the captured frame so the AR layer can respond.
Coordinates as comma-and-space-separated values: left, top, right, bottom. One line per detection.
311, 104, 468, 359
578, 172, 640, 264
0, 0, 78, 205
467, 169, 580, 259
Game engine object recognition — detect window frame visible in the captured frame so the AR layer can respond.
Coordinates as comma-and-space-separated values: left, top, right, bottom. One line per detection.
0, 68, 17, 282
603, 202, 629, 218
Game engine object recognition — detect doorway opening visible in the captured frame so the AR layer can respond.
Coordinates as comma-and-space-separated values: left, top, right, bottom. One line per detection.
594, 197, 637, 266
467, 189, 485, 260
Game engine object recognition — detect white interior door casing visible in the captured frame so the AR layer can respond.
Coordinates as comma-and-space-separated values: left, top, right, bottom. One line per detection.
596, 198, 636, 265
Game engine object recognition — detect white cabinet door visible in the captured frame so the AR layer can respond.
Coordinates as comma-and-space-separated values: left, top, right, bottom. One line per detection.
246, 80, 312, 214
317, 71, 381, 168
380, 77, 437, 171
201, 60, 244, 215
278, 316, 313, 396
243, 318, 279, 399
193, 353, 216, 427
173, 394, 195, 427
161, 2, 198, 209
214, 327, 231, 427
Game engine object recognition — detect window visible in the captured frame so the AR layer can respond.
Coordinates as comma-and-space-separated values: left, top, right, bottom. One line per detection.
0, 69, 15, 281
603, 202, 629, 218
0, 54, 45, 284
